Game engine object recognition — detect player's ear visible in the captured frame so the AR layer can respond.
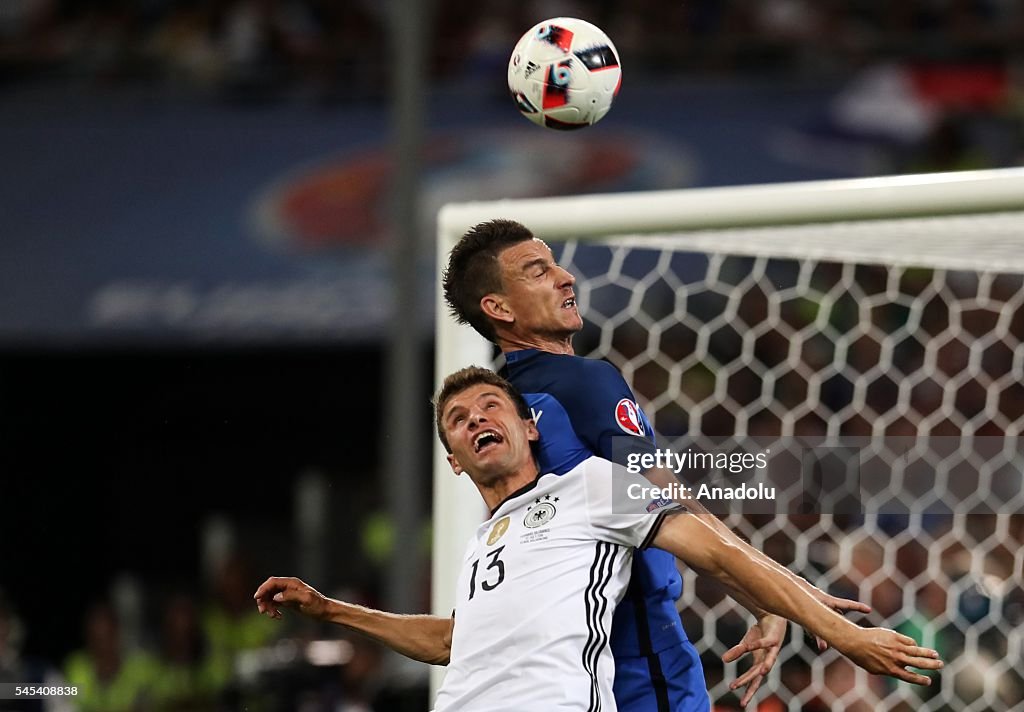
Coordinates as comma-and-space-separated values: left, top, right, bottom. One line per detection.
447, 452, 464, 476
525, 418, 539, 443
480, 293, 514, 325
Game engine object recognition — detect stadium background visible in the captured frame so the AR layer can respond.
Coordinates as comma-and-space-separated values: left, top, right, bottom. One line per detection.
1, 1, 1022, 710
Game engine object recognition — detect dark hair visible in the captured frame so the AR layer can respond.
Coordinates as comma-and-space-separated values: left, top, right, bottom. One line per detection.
442, 219, 536, 342
433, 366, 532, 453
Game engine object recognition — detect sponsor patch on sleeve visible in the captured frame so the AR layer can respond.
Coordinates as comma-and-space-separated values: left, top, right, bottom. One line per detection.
646, 497, 673, 512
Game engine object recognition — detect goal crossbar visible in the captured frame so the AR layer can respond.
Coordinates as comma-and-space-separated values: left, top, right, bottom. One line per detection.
438, 167, 1024, 239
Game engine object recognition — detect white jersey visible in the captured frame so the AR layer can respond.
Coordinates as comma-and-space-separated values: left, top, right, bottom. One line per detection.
434, 456, 680, 712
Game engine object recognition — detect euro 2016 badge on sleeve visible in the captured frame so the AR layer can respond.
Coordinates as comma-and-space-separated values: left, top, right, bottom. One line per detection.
615, 398, 645, 436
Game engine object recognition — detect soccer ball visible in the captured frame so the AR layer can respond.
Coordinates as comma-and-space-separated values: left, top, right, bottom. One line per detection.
507, 18, 622, 130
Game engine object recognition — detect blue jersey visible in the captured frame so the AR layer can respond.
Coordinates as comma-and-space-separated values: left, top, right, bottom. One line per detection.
501, 348, 690, 657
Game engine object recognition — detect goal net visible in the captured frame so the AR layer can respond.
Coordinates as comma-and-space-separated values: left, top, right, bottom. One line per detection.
433, 168, 1024, 711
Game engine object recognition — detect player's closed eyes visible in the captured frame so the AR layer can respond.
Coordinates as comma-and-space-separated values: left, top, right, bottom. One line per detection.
521, 259, 551, 277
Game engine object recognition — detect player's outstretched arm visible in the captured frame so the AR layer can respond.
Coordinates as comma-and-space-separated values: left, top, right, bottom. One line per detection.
650, 514, 944, 685
646, 465, 869, 699
254, 576, 453, 665
646, 466, 871, 620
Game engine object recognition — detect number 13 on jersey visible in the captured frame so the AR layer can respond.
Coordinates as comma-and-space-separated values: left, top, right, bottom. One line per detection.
468, 546, 506, 599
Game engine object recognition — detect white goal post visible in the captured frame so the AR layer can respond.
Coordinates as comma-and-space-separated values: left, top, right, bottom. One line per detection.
432, 167, 1024, 708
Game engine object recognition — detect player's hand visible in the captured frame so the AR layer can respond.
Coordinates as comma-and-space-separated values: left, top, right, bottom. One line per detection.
254, 576, 330, 621
722, 614, 787, 707
839, 627, 943, 685
809, 588, 872, 652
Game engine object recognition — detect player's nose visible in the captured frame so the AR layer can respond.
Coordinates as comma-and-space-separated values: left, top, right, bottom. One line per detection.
554, 264, 575, 288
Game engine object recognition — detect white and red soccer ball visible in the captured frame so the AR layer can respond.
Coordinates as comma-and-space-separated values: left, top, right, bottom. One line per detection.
507, 18, 622, 130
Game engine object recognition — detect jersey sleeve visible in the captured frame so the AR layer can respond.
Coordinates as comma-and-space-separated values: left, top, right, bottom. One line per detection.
580, 457, 681, 549
557, 358, 657, 465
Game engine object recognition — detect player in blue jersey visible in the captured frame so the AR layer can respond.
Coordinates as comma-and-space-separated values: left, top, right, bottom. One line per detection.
440, 219, 871, 710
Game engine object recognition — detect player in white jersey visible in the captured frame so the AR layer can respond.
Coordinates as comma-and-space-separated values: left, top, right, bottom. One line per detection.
436, 456, 679, 711
254, 367, 943, 710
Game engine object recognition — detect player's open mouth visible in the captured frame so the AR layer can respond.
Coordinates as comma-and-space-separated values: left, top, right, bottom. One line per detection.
474, 430, 503, 453
562, 297, 576, 309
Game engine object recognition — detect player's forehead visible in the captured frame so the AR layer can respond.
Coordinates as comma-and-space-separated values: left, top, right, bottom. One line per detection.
444, 383, 512, 416
497, 238, 555, 271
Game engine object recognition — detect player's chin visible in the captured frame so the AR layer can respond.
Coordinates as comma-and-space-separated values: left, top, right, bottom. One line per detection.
555, 308, 583, 331
472, 455, 510, 484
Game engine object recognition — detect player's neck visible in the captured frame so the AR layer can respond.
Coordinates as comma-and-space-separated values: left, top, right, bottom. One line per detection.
476, 463, 540, 513
498, 333, 575, 355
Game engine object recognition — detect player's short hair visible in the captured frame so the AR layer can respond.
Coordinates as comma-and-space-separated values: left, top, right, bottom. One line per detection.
442, 219, 536, 342
434, 366, 533, 454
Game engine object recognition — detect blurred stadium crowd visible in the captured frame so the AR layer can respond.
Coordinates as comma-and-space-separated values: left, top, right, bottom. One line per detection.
1, 0, 1023, 94
0, 552, 426, 712
3, 0, 1022, 173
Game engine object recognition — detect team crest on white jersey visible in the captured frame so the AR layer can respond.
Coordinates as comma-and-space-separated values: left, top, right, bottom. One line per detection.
524, 495, 558, 528
615, 398, 646, 436
487, 516, 510, 545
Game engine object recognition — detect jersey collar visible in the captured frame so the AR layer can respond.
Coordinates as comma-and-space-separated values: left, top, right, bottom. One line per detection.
502, 349, 540, 366
490, 471, 553, 517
